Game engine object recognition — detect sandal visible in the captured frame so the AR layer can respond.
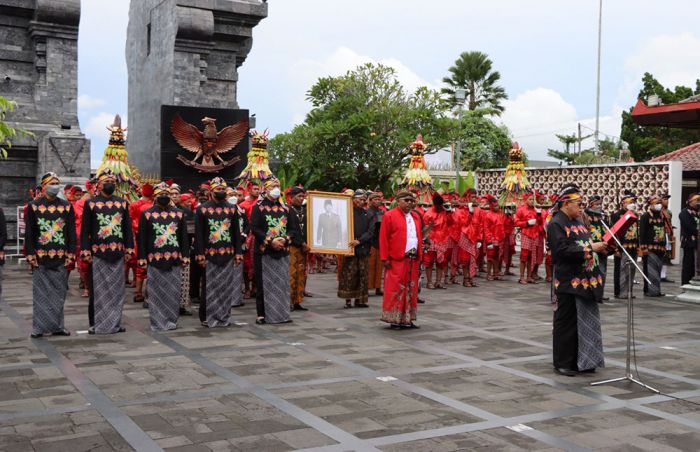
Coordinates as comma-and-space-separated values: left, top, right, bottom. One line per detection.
486, 275, 495, 281
426, 283, 435, 289
518, 278, 528, 285
344, 302, 352, 309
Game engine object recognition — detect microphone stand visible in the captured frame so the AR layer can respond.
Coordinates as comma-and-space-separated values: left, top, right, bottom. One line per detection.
590, 217, 659, 392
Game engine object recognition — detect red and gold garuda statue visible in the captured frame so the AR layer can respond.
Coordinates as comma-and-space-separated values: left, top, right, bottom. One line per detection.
171, 114, 248, 172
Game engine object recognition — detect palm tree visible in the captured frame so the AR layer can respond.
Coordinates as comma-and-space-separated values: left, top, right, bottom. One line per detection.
441, 51, 508, 115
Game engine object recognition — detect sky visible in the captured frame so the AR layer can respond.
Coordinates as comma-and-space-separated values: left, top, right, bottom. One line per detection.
77, 0, 700, 167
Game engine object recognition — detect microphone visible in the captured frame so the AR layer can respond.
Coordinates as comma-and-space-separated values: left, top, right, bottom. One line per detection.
585, 208, 604, 217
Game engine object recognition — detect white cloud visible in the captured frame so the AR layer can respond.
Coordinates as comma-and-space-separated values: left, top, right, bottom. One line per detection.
85, 112, 127, 143
288, 46, 436, 125
78, 94, 106, 110
499, 88, 622, 162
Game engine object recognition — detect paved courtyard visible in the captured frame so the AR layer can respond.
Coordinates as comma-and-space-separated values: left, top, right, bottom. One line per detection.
1, 261, 700, 451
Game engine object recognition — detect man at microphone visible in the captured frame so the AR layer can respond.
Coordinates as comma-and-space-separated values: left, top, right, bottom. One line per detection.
547, 184, 608, 376
611, 191, 639, 300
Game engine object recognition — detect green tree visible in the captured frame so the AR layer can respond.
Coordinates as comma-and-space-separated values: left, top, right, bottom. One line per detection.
441, 51, 508, 115
453, 111, 511, 169
547, 133, 579, 164
620, 72, 700, 161
548, 133, 621, 165
269, 63, 454, 191
0, 96, 29, 159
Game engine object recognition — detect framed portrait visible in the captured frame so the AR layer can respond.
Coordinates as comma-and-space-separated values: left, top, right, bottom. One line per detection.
306, 191, 355, 255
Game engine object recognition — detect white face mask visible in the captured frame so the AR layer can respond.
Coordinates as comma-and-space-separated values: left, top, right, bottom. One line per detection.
653, 204, 662, 212
228, 196, 238, 206
468, 204, 474, 213
626, 203, 636, 211
302, 199, 307, 206
268, 187, 281, 199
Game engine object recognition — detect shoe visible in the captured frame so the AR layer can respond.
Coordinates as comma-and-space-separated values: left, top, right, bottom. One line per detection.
356, 304, 369, 308
602, 297, 610, 301
389, 323, 402, 329
255, 318, 266, 325
417, 299, 425, 304
408, 322, 420, 329
294, 304, 309, 311
180, 307, 193, 316
133, 295, 144, 303
190, 297, 200, 305
232, 302, 245, 308
52, 330, 71, 336
579, 368, 596, 373
375, 289, 383, 296
142, 301, 149, 309
118, 327, 126, 333
661, 278, 675, 283
30, 333, 43, 339
554, 367, 577, 377
88, 327, 95, 335
646, 293, 666, 297
303, 292, 314, 298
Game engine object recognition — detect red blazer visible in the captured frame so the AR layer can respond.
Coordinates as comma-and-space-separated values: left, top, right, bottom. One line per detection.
484, 211, 506, 243
466, 207, 484, 243
380, 207, 423, 262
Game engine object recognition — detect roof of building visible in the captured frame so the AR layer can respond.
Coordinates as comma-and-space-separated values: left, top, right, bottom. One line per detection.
631, 98, 700, 129
649, 141, 700, 171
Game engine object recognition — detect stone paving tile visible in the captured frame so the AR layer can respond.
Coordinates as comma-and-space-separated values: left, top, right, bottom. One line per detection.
120, 394, 336, 448
273, 379, 480, 439
0, 410, 133, 451
379, 427, 563, 451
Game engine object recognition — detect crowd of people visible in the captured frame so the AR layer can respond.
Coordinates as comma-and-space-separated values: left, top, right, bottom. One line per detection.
3, 166, 700, 377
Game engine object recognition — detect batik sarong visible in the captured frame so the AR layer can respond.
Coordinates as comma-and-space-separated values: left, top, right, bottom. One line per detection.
381, 257, 419, 325
337, 255, 369, 304
289, 246, 307, 305
458, 234, 478, 278
147, 265, 180, 331
180, 260, 191, 311
231, 262, 243, 307
261, 255, 291, 324
575, 297, 605, 370
367, 246, 383, 290
204, 261, 234, 327
619, 254, 636, 297
645, 252, 663, 297
32, 265, 68, 335
92, 256, 125, 334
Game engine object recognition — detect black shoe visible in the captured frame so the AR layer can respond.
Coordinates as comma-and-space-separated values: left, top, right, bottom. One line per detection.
554, 367, 577, 377
30, 333, 43, 339
344, 303, 352, 309
303, 292, 313, 298
118, 327, 126, 333
417, 299, 426, 304
375, 289, 384, 296
88, 327, 95, 335
579, 368, 596, 373
180, 307, 193, 316
142, 301, 149, 309
408, 322, 420, 329
602, 297, 610, 301
661, 278, 675, 283
52, 330, 71, 336
294, 304, 309, 311
190, 297, 200, 305
389, 323, 402, 329
646, 293, 666, 297
231, 302, 245, 308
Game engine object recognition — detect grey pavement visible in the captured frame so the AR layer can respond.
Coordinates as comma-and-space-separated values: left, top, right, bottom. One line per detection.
0, 259, 699, 451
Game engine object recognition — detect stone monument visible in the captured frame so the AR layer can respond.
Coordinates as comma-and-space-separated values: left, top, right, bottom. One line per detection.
126, 0, 268, 176
0, 0, 90, 240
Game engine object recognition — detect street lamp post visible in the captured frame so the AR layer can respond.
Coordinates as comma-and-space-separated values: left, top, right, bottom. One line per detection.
454, 88, 466, 184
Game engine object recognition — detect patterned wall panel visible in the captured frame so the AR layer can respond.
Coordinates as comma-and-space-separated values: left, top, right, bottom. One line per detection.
476, 163, 671, 213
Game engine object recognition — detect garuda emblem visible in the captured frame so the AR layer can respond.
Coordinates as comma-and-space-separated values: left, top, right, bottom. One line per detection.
171, 114, 248, 173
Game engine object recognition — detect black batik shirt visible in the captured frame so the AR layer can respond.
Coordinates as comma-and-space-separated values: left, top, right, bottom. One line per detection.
138, 205, 190, 270
639, 211, 667, 256
288, 204, 307, 247
251, 198, 300, 259
194, 200, 242, 266
25, 197, 77, 269
80, 195, 134, 262
547, 211, 604, 302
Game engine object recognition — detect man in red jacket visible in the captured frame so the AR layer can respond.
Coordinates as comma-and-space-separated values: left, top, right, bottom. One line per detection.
533, 191, 548, 280
457, 189, 479, 287
501, 204, 516, 275
422, 193, 454, 289
483, 196, 505, 281
515, 191, 539, 284
380, 191, 422, 329
239, 181, 261, 298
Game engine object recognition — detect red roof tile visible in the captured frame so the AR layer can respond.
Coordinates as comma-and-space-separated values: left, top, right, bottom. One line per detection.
649, 141, 700, 171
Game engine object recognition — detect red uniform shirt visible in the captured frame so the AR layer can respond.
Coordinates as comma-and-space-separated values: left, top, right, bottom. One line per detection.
129, 198, 153, 237
379, 207, 424, 262
484, 210, 506, 244
423, 207, 453, 245
515, 204, 539, 239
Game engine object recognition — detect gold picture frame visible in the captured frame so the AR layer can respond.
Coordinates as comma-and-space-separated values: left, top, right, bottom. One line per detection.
306, 191, 355, 255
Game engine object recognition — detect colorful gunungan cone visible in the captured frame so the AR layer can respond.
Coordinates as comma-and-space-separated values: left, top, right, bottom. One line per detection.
237, 129, 273, 183
499, 142, 531, 206
96, 115, 138, 201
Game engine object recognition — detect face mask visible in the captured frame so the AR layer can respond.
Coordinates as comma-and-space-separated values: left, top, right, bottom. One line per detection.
228, 196, 238, 206
156, 195, 171, 206
102, 183, 116, 196
626, 203, 636, 211
269, 187, 281, 199
468, 204, 474, 213
653, 204, 662, 212
45, 185, 60, 197
213, 191, 226, 201
302, 199, 307, 206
